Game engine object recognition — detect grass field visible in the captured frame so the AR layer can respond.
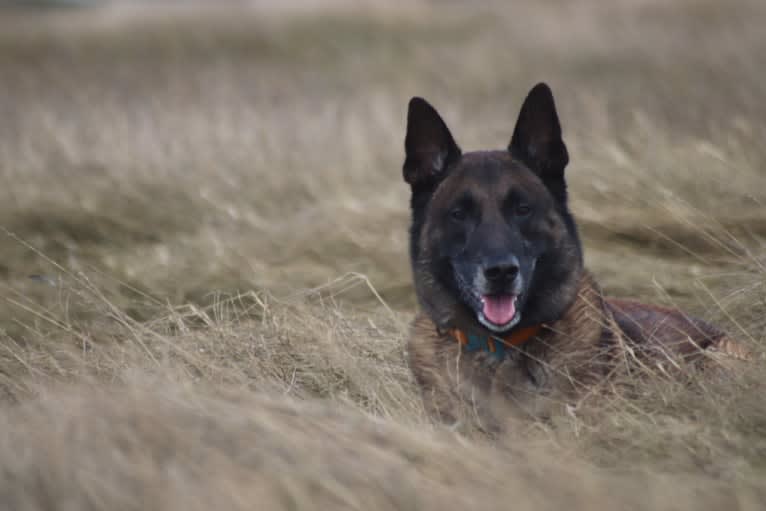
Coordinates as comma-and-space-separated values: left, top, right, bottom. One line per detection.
1, 1, 766, 509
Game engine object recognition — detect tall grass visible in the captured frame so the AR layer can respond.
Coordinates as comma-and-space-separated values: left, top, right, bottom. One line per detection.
0, 1, 765, 509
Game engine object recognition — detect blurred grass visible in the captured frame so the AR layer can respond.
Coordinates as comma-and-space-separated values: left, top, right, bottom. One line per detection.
0, 1, 765, 509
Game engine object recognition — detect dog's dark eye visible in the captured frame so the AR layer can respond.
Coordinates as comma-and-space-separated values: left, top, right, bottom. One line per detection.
515, 204, 532, 216
449, 207, 467, 221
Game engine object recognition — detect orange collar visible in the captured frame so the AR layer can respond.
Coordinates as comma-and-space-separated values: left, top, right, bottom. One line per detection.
450, 324, 542, 357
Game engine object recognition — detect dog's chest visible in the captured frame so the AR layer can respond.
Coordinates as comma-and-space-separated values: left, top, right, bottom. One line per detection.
444, 345, 548, 396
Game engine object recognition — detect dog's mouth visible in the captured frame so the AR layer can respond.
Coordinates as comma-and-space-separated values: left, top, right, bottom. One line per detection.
478, 294, 520, 332
453, 267, 524, 333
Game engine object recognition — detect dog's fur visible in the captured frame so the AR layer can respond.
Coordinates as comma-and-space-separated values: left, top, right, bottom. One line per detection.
403, 83, 749, 427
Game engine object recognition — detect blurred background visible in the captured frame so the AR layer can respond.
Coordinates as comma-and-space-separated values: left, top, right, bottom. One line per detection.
0, 1, 765, 508
2, 0, 764, 324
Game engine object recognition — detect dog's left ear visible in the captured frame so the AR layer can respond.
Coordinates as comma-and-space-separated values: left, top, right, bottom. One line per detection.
403, 97, 461, 189
509, 83, 569, 203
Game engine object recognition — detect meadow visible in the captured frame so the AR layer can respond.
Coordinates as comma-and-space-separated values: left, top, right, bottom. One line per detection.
1, 1, 765, 509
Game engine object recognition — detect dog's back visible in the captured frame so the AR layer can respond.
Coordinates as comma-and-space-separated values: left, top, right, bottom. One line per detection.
607, 299, 750, 364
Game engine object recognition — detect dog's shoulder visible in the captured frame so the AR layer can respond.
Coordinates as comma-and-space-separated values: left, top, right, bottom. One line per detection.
407, 313, 446, 367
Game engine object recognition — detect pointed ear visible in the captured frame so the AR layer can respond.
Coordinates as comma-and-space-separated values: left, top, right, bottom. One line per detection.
508, 83, 569, 201
403, 97, 461, 188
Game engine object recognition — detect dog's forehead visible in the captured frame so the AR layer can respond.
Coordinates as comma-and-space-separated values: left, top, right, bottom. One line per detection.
439, 151, 541, 201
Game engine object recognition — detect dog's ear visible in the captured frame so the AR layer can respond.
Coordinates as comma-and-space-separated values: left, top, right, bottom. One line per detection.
403, 97, 461, 188
509, 83, 569, 202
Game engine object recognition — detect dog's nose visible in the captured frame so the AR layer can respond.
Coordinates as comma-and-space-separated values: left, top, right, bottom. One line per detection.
483, 256, 520, 283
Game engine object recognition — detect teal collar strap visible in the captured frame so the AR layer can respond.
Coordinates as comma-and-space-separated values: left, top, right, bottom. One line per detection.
450, 325, 542, 359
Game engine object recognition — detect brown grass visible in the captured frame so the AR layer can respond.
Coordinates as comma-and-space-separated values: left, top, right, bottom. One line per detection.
1, 1, 765, 509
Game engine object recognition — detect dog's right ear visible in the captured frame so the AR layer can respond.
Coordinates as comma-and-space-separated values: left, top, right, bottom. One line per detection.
403, 97, 461, 188
509, 83, 569, 203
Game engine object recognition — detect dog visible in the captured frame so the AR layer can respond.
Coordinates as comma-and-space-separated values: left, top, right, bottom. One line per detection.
403, 83, 750, 428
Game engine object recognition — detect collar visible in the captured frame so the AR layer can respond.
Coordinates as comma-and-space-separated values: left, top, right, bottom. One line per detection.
450, 324, 542, 358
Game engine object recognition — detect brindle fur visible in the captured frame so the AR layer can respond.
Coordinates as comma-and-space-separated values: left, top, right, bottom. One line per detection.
403, 83, 749, 429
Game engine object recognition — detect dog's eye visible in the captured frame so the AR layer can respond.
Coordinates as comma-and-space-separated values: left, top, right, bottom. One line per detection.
515, 204, 532, 216
449, 207, 467, 221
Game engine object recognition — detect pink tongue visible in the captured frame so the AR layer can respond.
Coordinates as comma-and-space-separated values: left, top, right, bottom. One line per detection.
482, 295, 517, 325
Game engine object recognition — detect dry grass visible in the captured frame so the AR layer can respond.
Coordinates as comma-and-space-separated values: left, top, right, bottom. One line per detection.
1, 1, 766, 509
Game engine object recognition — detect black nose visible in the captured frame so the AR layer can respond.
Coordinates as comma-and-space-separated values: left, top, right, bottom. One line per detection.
483, 256, 520, 283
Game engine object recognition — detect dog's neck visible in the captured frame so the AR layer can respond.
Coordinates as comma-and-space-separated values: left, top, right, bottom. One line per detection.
543, 270, 614, 347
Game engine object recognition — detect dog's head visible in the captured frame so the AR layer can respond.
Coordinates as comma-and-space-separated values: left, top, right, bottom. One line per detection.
404, 83, 583, 333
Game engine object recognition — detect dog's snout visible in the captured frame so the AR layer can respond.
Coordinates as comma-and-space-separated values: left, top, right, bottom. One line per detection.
483, 256, 520, 283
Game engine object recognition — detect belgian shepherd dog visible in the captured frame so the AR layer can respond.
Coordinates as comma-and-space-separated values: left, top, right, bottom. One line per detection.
403, 83, 749, 428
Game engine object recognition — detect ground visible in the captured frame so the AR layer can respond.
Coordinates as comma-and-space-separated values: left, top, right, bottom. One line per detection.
0, 1, 765, 509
